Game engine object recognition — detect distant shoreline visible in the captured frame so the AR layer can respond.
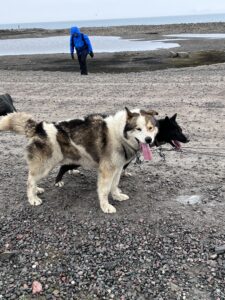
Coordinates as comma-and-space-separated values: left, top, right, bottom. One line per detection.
2, 13, 225, 30
1, 22, 225, 40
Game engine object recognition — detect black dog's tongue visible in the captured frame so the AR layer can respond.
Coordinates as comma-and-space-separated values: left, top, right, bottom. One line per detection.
172, 140, 181, 150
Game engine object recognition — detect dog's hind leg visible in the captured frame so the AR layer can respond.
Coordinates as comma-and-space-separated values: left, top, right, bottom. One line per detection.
27, 160, 57, 206
27, 171, 45, 206
26, 123, 64, 205
111, 168, 129, 201
97, 164, 117, 213
27, 165, 56, 205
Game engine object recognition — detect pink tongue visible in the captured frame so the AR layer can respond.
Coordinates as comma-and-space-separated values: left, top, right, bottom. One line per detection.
140, 143, 153, 160
172, 140, 181, 149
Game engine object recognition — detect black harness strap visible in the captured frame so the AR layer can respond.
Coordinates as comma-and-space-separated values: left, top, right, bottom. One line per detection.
122, 145, 128, 160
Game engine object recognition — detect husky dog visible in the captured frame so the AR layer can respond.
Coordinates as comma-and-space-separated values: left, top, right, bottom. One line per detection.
0, 108, 158, 213
0, 94, 17, 116
55, 113, 189, 184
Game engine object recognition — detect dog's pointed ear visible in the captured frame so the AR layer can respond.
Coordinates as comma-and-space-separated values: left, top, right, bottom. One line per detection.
165, 116, 170, 122
171, 113, 177, 121
146, 110, 158, 116
125, 107, 134, 119
141, 109, 158, 116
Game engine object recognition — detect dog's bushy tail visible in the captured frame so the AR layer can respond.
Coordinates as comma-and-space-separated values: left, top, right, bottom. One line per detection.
0, 112, 37, 138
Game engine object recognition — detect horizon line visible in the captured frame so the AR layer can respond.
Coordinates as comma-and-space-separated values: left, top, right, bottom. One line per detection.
1, 12, 225, 26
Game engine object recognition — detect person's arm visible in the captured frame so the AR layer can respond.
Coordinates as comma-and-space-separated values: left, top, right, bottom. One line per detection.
83, 35, 94, 57
70, 35, 75, 59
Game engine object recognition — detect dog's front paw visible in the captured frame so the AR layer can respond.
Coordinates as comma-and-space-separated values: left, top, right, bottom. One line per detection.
112, 193, 129, 201
101, 203, 117, 214
55, 181, 64, 188
29, 196, 42, 206
68, 169, 80, 175
36, 187, 45, 194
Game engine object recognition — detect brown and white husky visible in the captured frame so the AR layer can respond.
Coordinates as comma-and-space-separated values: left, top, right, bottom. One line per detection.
0, 107, 158, 213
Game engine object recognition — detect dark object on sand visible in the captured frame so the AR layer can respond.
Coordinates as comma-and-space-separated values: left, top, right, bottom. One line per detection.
0, 251, 17, 262
0, 94, 17, 116
209, 244, 225, 260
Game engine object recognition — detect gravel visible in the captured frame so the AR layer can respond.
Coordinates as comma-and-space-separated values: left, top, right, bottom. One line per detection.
0, 63, 225, 299
0, 207, 225, 300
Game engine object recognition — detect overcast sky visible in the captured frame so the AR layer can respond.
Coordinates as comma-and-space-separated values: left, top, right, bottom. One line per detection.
1, 0, 225, 24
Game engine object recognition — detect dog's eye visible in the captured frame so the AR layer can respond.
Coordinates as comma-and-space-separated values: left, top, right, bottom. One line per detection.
136, 128, 142, 131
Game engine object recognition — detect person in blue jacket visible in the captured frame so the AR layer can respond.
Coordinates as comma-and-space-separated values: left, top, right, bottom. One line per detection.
70, 26, 94, 75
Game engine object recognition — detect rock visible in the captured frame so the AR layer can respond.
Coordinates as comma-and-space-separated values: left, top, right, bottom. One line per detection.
0, 251, 16, 261
209, 253, 218, 260
177, 52, 189, 58
169, 51, 178, 58
32, 281, 43, 294
168, 282, 180, 292
53, 289, 60, 296
208, 260, 217, 267
214, 244, 225, 254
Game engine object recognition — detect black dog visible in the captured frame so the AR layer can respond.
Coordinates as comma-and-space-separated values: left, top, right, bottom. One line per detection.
155, 113, 189, 149
0, 94, 17, 116
55, 113, 189, 186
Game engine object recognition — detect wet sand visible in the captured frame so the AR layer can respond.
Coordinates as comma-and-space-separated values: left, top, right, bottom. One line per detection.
1, 48, 225, 73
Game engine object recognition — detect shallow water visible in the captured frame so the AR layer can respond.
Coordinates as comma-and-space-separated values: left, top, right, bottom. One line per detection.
0, 35, 180, 56
166, 33, 225, 39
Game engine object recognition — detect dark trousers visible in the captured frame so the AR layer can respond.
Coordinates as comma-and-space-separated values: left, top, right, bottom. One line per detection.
77, 49, 88, 75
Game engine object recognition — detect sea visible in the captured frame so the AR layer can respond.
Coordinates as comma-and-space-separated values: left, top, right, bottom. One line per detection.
1, 13, 225, 30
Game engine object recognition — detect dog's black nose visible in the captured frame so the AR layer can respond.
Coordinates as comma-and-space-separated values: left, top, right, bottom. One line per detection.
184, 135, 190, 143
145, 137, 152, 144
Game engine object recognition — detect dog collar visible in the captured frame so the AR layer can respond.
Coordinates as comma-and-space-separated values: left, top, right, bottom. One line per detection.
122, 142, 138, 161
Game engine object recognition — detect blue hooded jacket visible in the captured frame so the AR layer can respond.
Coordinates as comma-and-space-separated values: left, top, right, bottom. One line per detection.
70, 26, 93, 55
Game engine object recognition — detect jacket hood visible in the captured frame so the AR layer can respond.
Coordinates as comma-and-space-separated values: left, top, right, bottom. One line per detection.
70, 26, 81, 35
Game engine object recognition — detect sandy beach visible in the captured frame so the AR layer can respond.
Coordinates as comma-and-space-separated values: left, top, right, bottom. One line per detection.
0, 23, 225, 299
